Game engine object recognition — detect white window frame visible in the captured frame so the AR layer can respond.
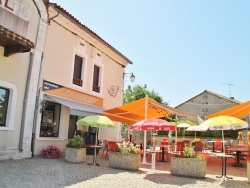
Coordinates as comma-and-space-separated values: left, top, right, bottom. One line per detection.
0, 80, 18, 131
71, 40, 88, 91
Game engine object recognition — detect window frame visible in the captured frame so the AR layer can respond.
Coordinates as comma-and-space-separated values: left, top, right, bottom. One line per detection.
92, 65, 100, 93
0, 80, 17, 131
0, 87, 9, 127
39, 101, 61, 138
73, 55, 84, 87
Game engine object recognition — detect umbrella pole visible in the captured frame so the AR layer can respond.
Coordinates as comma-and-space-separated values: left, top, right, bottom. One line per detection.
222, 130, 225, 153
142, 130, 147, 164
95, 127, 99, 146
142, 95, 149, 165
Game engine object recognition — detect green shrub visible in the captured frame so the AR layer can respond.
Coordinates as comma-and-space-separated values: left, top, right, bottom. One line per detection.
67, 135, 84, 148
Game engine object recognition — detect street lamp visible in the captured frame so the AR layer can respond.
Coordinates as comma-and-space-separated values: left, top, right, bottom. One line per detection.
123, 72, 135, 83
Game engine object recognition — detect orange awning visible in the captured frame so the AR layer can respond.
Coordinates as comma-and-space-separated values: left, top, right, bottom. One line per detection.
102, 97, 198, 125
207, 100, 250, 119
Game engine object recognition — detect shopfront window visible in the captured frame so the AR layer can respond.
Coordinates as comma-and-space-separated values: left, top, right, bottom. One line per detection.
0, 87, 9, 127
40, 101, 61, 137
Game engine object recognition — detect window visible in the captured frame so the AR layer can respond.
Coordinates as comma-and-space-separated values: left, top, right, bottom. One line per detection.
92, 65, 100, 92
73, 55, 83, 86
40, 101, 61, 137
0, 87, 9, 127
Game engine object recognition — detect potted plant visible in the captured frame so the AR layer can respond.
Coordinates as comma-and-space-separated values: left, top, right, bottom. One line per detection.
65, 135, 86, 163
171, 146, 208, 178
109, 143, 141, 171
247, 132, 250, 181
40, 144, 62, 158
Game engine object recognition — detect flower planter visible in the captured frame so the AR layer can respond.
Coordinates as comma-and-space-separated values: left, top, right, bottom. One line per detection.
65, 148, 86, 163
247, 161, 250, 181
171, 157, 207, 178
109, 152, 141, 171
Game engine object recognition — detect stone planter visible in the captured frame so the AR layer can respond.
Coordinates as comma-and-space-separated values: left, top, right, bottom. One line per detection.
109, 152, 141, 171
65, 148, 86, 163
171, 157, 207, 178
247, 161, 250, 181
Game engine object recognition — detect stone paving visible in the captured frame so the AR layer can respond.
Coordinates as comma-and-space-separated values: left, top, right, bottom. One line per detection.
0, 153, 249, 188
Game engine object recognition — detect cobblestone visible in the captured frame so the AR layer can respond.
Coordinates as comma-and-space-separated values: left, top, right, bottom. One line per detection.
0, 154, 249, 188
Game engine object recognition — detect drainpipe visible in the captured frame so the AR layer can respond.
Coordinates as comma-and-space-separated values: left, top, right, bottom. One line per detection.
19, 52, 33, 151
31, 53, 43, 155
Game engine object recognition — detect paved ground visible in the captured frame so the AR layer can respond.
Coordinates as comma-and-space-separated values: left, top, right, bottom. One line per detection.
0, 152, 249, 188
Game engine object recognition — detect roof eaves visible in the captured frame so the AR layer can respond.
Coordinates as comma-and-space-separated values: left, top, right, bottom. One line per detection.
175, 90, 241, 108
49, 3, 133, 65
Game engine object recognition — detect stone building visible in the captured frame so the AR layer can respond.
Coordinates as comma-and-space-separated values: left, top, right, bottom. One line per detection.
175, 90, 241, 120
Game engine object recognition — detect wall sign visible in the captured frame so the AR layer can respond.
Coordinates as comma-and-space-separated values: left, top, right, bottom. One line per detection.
0, 0, 31, 21
43, 80, 103, 107
108, 86, 119, 97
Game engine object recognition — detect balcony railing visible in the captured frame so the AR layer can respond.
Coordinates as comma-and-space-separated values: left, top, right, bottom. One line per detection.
92, 85, 100, 93
73, 77, 83, 86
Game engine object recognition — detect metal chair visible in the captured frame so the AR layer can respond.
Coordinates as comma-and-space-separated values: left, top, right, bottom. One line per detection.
101, 140, 108, 158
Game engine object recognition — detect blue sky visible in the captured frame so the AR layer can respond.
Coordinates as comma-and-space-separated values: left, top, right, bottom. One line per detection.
52, 0, 250, 107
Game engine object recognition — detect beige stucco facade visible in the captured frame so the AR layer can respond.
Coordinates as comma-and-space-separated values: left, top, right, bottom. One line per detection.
32, 3, 132, 155
0, 0, 48, 160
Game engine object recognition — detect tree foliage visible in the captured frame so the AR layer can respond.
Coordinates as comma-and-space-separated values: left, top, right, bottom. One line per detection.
123, 84, 168, 105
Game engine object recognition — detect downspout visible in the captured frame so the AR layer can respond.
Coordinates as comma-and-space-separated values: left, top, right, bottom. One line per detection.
31, 53, 43, 155
19, 52, 33, 151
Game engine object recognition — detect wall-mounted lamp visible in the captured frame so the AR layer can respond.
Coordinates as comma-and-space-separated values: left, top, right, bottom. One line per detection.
123, 72, 135, 83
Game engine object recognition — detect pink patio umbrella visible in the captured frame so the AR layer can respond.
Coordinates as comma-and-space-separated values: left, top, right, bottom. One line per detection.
130, 118, 176, 164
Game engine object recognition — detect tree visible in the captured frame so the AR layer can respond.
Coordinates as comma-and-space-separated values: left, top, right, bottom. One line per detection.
123, 84, 168, 105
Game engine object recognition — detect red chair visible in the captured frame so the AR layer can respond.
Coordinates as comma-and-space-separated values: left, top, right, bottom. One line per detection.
175, 141, 185, 155
194, 141, 204, 153
214, 139, 222, 152
104, 141, 117, 158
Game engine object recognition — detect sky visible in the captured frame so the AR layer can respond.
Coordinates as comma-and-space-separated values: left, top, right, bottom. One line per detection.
52, 0, 250, 107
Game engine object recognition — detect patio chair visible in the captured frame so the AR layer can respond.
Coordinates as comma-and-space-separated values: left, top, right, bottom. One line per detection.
214, 139, 222, 152
175, 141, 185, 155
104, 141, 117, 158
101, 140, 108, 158
194, 141, 204, 153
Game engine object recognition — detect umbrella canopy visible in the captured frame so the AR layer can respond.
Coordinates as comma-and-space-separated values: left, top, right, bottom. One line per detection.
186, 125, 208, 139
177, 123, 191, 128
199, 115, 248, 152
77, 115, 116, 145
177, 123, 191, 140
130, 118, 176, 131
199, 115, 248, 130
77, 115, 116, 128
130, 118, 176, 165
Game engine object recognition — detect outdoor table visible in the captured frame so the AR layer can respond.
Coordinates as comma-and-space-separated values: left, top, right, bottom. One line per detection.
206, 140, 215, 152
158, 145, 171, 162
88, 145, 103, 166
227, 147, 249, 167
146, 150, 162, 171
220, 141, 227, 152
216, 153, 234, 180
